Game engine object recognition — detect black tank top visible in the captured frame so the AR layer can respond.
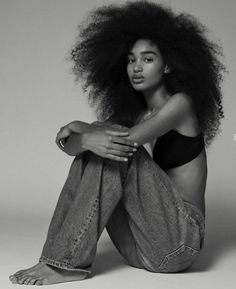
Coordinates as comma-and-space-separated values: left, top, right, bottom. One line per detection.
153, 130, 205, 169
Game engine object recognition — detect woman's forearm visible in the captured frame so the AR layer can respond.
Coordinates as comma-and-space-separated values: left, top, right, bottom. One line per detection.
63, 120, 115, 156
63, 133, 88, 156
62, 120, 136, 158
63, 121, 98, 156
68, 120, 96, 134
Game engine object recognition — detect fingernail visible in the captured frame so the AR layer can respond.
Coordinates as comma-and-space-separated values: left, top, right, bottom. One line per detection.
134, 142, 138, 147
133, 148, 137, 151
124, 158, 128, 161
128, 153, 133, 156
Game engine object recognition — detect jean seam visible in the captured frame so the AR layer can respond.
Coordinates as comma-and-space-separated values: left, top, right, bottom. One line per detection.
71, 197, 99, 255
158, 244, 199, 270
183, 201, 205, 240
184, 202, 205, 229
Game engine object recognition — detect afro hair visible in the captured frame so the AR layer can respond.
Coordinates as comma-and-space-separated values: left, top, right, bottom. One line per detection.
70, 0, 226, 146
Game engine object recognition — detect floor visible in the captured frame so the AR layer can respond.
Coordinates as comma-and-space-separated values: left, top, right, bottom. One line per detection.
1, 192, 236, 289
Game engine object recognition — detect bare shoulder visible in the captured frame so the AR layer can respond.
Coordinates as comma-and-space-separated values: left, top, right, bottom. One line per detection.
171, 92, 201, 134
155, 92, 194, 124
170, 92, 193, 112
168, 92, 198, 122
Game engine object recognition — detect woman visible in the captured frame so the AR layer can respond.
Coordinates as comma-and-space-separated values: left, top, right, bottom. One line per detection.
10, 0, 225, 285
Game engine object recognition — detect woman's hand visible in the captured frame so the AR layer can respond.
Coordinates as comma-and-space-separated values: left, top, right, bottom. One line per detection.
55, 125, 72, 151
83, 129, 138, 162
55, 120, 113, 151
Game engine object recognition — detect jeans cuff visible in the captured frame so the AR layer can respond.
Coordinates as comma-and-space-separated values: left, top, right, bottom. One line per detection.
39, 256, 92, 274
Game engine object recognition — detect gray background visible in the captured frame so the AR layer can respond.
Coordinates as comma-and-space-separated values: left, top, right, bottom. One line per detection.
1, 0, 235, 288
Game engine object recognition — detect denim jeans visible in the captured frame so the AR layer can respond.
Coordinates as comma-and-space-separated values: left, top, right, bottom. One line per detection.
39, 145, 205, 274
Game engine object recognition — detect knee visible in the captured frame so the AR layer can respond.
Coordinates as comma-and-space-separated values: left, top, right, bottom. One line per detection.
142, 260, 198, 274
138, 244, 201, 274
157, 245, 201, 273
157, 262, 196, 273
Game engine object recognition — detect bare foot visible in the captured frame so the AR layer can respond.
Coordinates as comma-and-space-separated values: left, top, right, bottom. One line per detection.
9, 262, 89, 285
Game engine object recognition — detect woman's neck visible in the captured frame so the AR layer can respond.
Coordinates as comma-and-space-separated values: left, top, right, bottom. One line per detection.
143, 85, 171, 111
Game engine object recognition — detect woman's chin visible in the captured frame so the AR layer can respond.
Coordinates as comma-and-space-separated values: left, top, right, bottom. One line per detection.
131, 83, 146, 91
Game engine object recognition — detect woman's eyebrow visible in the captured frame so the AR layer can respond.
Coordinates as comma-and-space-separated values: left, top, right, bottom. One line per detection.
127, 51, 157, 56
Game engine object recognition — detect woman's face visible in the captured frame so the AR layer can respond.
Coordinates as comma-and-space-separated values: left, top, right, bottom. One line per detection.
127, 39, 166, 93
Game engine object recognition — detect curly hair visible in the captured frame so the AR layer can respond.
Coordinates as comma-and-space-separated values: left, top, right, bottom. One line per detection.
69, 0, 225, 146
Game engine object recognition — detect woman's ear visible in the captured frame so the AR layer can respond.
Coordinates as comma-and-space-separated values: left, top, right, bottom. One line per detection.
164, 65, 171, 74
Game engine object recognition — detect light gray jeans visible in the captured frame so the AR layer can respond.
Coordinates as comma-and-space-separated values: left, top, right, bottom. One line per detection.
39, 145, 205, 274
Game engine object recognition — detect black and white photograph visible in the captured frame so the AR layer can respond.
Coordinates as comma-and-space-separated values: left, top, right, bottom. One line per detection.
1, 0, 235, 288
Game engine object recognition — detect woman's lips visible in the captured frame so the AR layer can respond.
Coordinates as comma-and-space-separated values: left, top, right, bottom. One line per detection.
132, 76, 144, 83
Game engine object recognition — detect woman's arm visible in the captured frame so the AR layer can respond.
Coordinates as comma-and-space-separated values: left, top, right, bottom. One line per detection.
55, 121, 99, 154
57, 121, 112, 156
106, 93, 192, 145
57, 92, 190, 158
66, 120, 107, 134
57, 120, 137, 161
62, 133, 87, 156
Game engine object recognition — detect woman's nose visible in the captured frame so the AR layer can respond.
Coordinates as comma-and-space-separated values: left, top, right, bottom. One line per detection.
133, 62, 143, 72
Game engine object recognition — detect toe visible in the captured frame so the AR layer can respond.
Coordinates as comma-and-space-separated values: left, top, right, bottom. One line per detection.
9, 276, 18, 284
35, 279, 43, 286
14, 263, 43, 278
14, 270, 27, 278
17, 275, 32, 285
15, 270, 30, 278
24, 276, 35, 285
9, 275, 16, 282
17, 277, 26, 285
15, 272, 29, 280
28, 278, 38, 285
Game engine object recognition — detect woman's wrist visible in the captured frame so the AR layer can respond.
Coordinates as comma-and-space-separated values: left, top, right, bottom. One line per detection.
81, 133, 91, 151
62, 132, 88, 156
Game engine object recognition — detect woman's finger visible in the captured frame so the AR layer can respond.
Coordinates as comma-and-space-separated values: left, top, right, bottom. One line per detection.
109, 124, 129, 131
107, 142, 137, 152
105, 130, 129, 136
86, 144, 129, 162
107, 149, 133, 157
55, 137, 65, 150
107, 135, 138, 147
106, 154, 129, 162
59, 139, 65, 148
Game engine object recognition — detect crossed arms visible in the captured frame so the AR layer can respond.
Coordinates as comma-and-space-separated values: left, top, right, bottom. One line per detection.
56, 93, 191, 161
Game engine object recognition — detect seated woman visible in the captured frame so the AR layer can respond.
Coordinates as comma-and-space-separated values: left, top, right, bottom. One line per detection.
10, 0, 225, 286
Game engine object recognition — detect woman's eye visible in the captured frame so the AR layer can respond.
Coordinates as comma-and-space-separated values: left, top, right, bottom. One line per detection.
127, 58, 135, 64
144, 57, 153, 63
